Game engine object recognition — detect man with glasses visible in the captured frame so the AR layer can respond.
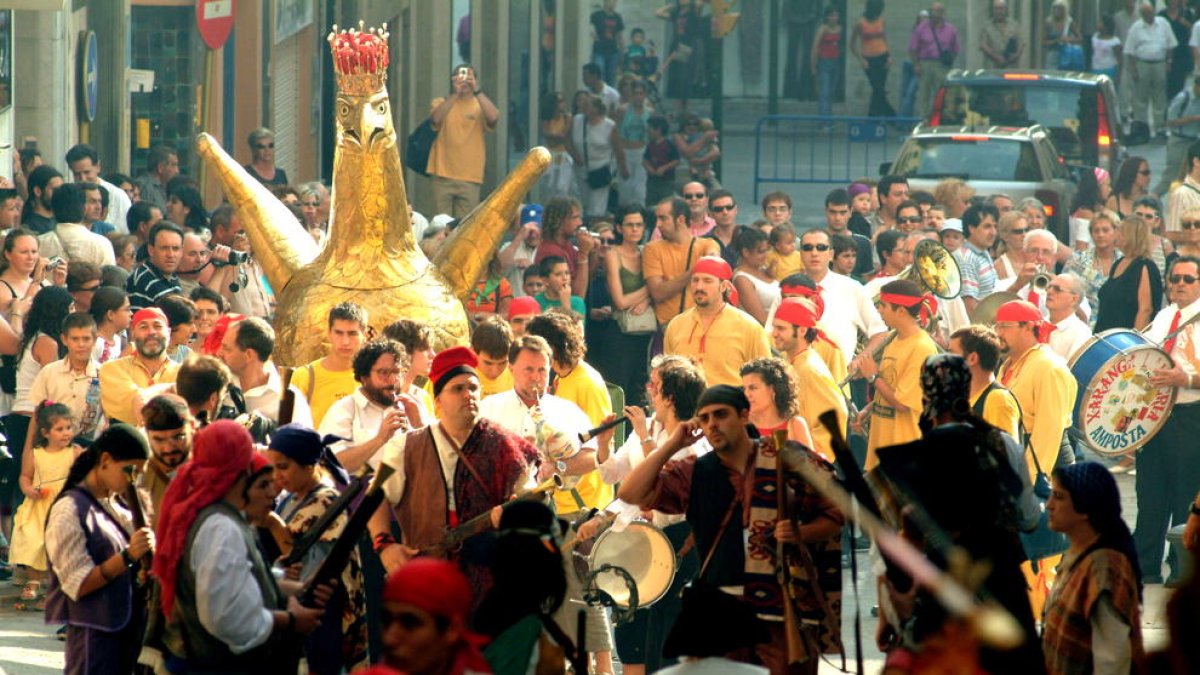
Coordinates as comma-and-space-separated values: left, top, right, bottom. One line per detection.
796, 229, 887, 380
1141, 255, 1200, 584
959, 204, 999, 313
761, 191, 793, 229
1046, 273, 1092, 361
997, 229, 1069, 317
321, 339, 423, 473
705, 189, 739, 266
680, 180, 715, 237
139, 394, 196, 520
1167, 140, 1200, 235
243, 127, 289, 187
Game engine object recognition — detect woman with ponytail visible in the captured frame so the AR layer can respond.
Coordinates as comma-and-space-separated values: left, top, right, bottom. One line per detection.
43, 424, 153, 674
1043, 461, 1145, 675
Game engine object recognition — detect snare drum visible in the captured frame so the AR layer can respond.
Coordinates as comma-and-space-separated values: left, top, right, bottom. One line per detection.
1069, 329, 1177, 456
588, 520, 677, 609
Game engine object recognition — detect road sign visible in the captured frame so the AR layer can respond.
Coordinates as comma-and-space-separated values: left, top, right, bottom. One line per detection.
78, 30, 97, 123
196, 0, 235, 50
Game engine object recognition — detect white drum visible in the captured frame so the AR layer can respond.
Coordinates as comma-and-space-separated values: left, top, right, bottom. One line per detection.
588, 520, 677, 609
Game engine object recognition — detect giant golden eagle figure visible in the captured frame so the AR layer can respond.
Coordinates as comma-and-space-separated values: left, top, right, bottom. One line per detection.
196, 23, 550, 365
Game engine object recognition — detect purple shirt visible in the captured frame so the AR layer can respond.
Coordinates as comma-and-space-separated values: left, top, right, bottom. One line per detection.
908, 19, 960, 61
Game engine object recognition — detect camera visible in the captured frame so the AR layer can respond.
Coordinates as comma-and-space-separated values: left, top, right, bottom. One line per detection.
211, 246, 250, 266
47, 256, 65, 270
226, 249, 250, 265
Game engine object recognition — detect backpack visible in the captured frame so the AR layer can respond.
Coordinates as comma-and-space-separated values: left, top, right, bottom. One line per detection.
405, 119, 438, 176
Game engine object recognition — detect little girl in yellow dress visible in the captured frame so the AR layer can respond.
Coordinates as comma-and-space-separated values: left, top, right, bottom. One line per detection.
10, 402, 80, 609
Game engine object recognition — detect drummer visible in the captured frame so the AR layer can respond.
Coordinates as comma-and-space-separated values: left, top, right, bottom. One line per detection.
1142, 255, 1200, 585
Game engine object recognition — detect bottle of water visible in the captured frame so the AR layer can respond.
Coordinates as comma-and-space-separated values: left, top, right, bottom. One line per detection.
81, 377, 101, 439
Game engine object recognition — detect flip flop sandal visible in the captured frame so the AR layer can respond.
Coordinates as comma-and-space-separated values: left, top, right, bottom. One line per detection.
20, 581, 41, 601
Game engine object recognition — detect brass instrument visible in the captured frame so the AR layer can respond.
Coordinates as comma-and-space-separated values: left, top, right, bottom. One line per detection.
516, 472, 566, 498
1031, 265, 1052, 292
967, 291, 1022, 326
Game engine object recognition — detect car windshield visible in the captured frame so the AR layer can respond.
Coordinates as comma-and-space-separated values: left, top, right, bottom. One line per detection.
895, 138, 1042, 181
937, 83, 1096, 163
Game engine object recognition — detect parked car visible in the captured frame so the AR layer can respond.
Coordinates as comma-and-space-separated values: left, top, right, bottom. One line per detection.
882, 124, 1078, 239
928, 70, 1125, 172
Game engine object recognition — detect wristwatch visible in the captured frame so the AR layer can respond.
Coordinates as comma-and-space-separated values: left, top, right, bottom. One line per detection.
555, 460, 568, 473
866, 373, 879, 385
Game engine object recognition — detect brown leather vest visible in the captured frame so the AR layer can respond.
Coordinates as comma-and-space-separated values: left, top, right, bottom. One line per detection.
395, 427, 453, 549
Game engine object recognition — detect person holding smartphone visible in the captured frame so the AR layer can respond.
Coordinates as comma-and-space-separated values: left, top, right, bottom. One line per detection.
426, 64, 500, 219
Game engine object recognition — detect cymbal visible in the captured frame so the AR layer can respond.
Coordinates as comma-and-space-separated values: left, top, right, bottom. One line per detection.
968, 291, 1022, 325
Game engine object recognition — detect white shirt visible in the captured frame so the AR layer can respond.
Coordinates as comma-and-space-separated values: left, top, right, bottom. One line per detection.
190, 510, 275, 654
657, 658, 767, 674
478, 389, 594, 451
1050, 313, 1092, 362
37, 222, 117, 267
596, 416, 711, 529
813, 270, 886, 361
240, 362, 313, 427
99, 178, 132, 235
996, 277, 1094, 322
379, 421, 467, 509
595, 83, 621, 115
1145, 298, 1200, 405
500, 239, 538, 297
1167, 174, 1200, 232
1125, 16, 1177, 62
321, 389, 391, 467
45, 494, 132, 600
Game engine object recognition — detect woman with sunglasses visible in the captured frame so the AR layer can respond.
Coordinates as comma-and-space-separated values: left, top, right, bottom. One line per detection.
242, 127, 289, 187
1168, 207, 1200, 262
43, 424, 153, 674
1066, 212, 1119, 323
1106, 156, 1152, 219
994, 211, 1031, 282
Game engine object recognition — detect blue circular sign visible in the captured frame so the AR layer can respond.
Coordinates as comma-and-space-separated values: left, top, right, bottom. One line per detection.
80, 31, 98, 123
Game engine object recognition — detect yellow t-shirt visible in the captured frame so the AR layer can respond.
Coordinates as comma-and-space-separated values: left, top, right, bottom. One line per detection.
427, 96, 490, 184
766, 249, 804, 280
811, 336, 849, 393
867, 331, 939, 469
552, 361, 614, 513
664, 304, 772, 387
479, 367, 514, 399
292, 359, 360, 429
98, 357, 181, 426
998, 345, 1077, 477
791, 348, 848, 463
642, 236, 721, 325
970, 383, 1021, 440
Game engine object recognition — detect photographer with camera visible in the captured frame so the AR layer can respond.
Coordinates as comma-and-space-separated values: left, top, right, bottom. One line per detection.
207, 205, 272, 319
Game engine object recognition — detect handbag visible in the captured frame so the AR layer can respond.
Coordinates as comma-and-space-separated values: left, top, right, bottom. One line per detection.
1017, 426, 1068, 563
405, 118, 438, 177
614, 306, 657, 334
1058, 43, 1085, 70
929, 23, 956, 68
581, 124, 613, 189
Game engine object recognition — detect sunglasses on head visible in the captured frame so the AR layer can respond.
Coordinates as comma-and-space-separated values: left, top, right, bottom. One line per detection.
801, 243, 831, 252
1170, 274, 1199, 284
710, 204, 735, 212
683, 192, 706, 200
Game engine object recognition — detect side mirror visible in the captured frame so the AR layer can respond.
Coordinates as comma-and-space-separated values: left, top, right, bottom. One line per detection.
879, 162, 893, 176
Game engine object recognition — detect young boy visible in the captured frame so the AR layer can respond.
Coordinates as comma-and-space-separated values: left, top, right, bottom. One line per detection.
643, 115, 679, 207
623, 27, 648, 75
939, 218, 964, 254
523, 266, 546, 297
765, 223, 803, 280
830, 233, 859, 279
533, 256, 587, 316
471, 316, 515, 397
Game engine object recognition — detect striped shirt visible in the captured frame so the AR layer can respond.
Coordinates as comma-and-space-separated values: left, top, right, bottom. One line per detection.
125, 261, 182, 312
957, 240, 996, 299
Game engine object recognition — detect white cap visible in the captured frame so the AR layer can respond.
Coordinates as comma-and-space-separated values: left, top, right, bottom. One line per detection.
939, 218, 963, 233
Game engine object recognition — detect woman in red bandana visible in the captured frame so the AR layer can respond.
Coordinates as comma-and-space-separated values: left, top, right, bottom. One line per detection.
381, 558, 493, 675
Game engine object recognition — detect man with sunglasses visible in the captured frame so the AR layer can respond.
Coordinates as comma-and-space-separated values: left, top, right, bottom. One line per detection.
1167, 140, 1200, 234
242, 127, 289, 187
1046, 273, 1092, 361
704, 189, 739, 266
680, 180, 715, 237
1141, 255, 1200, 584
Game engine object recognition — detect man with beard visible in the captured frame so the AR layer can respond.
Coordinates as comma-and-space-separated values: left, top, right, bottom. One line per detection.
663, 256, 770, 386
139, 394, 195, 521
99, 307, 181, 426
322, 339, 424, 474
369, 347, 539, 581
21, 165, 62, 234
620, 384, 844, 674
770, 298, 848, 462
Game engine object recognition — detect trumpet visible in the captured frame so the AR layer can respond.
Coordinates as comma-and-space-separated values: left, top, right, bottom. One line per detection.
529, 387, 581, 462
1031, 266, 1052, 292
516, 472, 566, 499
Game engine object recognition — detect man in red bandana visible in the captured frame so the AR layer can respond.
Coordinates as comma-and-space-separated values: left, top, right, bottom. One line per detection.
368, 346, 540, 583
380, 558, 492, 674
771, 297, 849, 462
767, 273, 848, 385
99, 306, 181, 425
858, 279, 940, 470
663, 255, 771, 386
993, 299, 1077, 477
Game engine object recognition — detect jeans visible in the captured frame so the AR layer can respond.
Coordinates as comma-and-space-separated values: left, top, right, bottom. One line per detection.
865, 53, 895, 117
592, 51, 621, 85
899, 60, 919, 118
817, 57, 839, 117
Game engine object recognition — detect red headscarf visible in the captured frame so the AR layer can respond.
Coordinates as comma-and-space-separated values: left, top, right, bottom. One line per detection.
996, 300, 1055, 343
383, 558, 491, 674
880, 291, 939, 325
202, 313, 246, 356
774, 297, 838, 350
153, 420, 256, 616
692, 256, 739, 307
779, 279, 825, 319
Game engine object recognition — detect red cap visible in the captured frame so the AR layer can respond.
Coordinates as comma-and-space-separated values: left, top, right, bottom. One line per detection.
692, 256, 733, 281
775, 297, 820, 328
508, 296, 541, 319
132, 307, 169, 328
430, 346, 479, 396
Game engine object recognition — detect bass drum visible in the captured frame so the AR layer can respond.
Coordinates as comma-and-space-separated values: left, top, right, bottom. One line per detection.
1069, 329, 1177, 457
588, 520, 677, 610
